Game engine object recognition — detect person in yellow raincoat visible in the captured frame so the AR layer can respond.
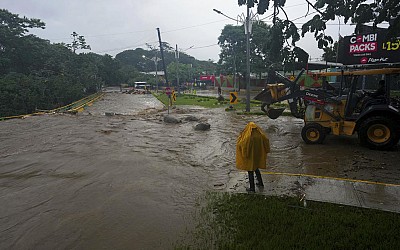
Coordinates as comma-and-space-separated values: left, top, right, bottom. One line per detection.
236, 122, 270, 192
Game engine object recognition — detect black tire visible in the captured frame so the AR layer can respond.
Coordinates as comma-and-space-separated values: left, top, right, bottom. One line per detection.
324, 127, 332, 135
301, 123, 327, 144
358, 116, 400, 150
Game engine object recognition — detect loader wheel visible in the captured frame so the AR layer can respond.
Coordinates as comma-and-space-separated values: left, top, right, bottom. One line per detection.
301, 123, 326, 144
324, 127, 332, 135
358, 116, 399, 150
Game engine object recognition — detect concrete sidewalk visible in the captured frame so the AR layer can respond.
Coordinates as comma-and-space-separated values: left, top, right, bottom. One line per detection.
227, 172, 400, 213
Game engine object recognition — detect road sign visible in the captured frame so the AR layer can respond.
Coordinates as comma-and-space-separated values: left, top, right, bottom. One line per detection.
230, 92, 238, 104
165, 87, 172, 95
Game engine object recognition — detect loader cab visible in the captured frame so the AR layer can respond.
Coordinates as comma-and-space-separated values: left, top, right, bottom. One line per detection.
318, 68, 400, 118
345, 72, 397, 119
344, 75, 362, 119
309, 68, 400, 150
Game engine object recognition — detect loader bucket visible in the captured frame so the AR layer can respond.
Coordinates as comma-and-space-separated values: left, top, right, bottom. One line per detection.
254, 88, 273, 104
267, 108, 285, 119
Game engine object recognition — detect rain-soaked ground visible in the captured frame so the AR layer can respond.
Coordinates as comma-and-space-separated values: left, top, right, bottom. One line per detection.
1, 89, 400, 249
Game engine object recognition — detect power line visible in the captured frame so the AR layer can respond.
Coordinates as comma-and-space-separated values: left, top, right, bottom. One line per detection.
96, 34, 159, 53
86, 29, 155, 38
285, 3, 307, 8
72, 4, 339, 56
91, 20, 226, 54
94, 40, 158, 54
260, 13, 274, 21
96, 41, 218, 55
45, 19, 229, 41
162, 19, 231, 33
45, 29, 156, 41
190, 44, 219, 49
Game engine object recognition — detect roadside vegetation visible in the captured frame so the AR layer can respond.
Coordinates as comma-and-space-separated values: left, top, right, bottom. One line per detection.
3, 0, 399, 118
0, 9, 214, 118
153, 92, 294, 116
176, 192, 400, 249
153, 93, 286, 112
0, 10, 122, 117
153, 92, 262, 110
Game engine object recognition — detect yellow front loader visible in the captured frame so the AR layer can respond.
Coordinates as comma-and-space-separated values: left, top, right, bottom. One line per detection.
254, 68, 400, 150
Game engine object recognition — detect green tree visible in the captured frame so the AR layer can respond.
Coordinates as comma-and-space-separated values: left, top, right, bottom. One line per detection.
115, 45, 216, 84
217, 21, 308, 76
167, 62, 192, 85
322, 41, 338, 62
118, 65, 140, 86
116, 48, 150, 71
0, 9, 45, 74
67, 32, 91, 53
241, 0, 400, 49
251, 21, 278, 77
0, 9, 128, 117
98, 54, 123, 86
218, 24, 246, 76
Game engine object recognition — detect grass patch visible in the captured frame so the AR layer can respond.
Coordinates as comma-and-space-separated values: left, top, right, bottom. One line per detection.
272, 102, 288, 108
152, 92, 294, 116
153, 93, 225, 108
153, 93, 261, 109
176, 192, 400, 249
391, 91, 400, 97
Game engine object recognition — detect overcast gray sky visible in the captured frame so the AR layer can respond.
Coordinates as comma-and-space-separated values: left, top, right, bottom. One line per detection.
2, 0, 356, 62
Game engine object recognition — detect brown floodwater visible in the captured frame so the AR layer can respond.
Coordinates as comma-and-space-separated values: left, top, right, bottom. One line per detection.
1, 90, 399, 249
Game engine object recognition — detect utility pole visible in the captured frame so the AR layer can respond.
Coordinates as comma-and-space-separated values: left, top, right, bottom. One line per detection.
213, 5, 255, 111
175, 44, 180, 94
142, 54, 160, 92
145, 43, 160, 92
245, 2, 251, 112
190, 64, 193, 91
157, 28, 171, 112
154, 55, 158, 92
233, 54, 237, 91
157, 28, 168, 85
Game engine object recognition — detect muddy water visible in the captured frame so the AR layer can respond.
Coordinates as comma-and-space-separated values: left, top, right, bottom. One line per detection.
1, 92, 399, 249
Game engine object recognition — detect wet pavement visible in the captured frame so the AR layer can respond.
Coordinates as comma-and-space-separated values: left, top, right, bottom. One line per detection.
228, 172, 400, 213
1, 90, 400, 249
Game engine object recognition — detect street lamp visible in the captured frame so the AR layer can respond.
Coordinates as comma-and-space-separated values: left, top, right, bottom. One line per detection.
142, 55, 161, 91
175, 45, 194, 95
175, 44, 180, 94
245, 4, 251, 112
213, 5, 256, 112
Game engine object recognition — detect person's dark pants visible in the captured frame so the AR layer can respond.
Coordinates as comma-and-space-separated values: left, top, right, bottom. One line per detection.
247, 169, 264, 191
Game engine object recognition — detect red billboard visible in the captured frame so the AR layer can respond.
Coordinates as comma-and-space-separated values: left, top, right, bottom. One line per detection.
338, 31, 400, 65
199, 75, 215, 82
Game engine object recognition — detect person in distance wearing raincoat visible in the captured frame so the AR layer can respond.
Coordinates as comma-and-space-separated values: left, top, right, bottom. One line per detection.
236, 122, 270, 192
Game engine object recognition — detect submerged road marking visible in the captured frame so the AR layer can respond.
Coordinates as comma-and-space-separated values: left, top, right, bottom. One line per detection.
261, 171, 400, 187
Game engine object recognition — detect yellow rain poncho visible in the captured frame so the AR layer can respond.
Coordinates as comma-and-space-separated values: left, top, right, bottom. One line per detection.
236, 122, 270, 171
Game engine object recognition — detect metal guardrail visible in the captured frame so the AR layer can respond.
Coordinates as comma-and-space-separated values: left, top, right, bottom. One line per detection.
0, 92, 105, 121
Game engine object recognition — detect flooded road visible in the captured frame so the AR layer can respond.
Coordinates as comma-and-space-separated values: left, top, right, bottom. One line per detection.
1, 91, 399, 249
